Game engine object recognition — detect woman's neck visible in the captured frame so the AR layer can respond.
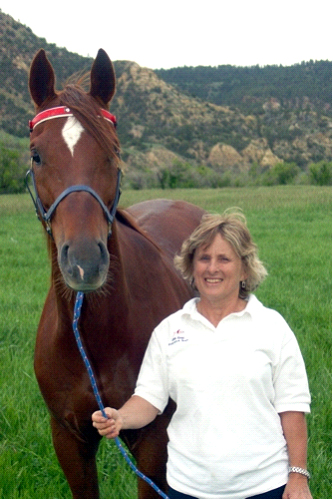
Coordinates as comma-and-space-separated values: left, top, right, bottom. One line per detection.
196, 296, 247, 327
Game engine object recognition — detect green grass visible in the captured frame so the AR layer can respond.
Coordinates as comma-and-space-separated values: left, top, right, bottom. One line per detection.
0, 186, 331, 499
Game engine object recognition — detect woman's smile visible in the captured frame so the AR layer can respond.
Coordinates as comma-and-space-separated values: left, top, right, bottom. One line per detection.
205, 277, 223, 284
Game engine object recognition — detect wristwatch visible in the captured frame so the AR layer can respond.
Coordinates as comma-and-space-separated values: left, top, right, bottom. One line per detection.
288, 466, 311, 480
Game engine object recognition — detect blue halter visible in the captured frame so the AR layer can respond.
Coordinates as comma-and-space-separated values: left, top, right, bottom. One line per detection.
27, 105, 121, 238
25, 166, 122, 238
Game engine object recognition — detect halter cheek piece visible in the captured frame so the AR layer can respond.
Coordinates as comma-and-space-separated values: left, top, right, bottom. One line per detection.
26, 106, 122, 238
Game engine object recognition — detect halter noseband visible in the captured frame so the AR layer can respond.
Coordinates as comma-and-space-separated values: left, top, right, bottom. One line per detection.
26, 106, 121, 238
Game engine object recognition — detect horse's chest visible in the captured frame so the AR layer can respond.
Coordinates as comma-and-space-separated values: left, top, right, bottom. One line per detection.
35, 324, 138, 419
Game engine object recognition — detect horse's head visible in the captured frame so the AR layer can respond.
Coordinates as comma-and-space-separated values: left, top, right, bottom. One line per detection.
28, 49, 121, 292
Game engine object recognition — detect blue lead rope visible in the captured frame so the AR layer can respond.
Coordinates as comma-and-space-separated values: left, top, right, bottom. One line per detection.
73, 291, 169, 499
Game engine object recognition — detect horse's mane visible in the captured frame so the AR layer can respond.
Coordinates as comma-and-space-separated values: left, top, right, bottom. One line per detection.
116, 209, 162, 252
57, 82, 121, 166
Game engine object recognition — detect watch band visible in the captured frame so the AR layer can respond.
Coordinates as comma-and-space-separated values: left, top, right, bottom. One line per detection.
288, 466, 311, 480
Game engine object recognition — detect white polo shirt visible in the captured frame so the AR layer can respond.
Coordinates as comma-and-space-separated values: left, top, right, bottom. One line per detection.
134, 295, 311, 499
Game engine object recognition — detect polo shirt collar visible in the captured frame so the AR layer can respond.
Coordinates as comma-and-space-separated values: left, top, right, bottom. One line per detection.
182, 294, 261, 323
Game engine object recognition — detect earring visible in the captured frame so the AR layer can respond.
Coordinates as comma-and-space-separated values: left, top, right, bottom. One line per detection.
191, 277, 198, 291
241, 280, 246, 289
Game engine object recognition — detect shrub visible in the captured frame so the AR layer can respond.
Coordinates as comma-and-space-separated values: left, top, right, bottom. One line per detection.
262, 162, 300, 186
308, 161, 332, 186
0, 146, 26, 194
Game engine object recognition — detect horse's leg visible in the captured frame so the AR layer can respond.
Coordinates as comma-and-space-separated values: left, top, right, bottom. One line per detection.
132, 408, 173, 499
136, 446, 168, 500
135, 431, 169, 499
50, 416, 100, 499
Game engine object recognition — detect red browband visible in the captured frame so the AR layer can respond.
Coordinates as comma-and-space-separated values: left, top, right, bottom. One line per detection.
29, 106, 117, 132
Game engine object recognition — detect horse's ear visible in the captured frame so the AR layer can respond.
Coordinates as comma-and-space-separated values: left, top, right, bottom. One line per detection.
89, 49, 116, 107
29, 49, 57, 108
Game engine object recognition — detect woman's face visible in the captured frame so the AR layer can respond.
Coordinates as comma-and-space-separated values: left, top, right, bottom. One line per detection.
193, 233, 246, 305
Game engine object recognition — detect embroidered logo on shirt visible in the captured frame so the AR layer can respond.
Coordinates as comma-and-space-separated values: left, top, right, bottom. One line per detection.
168, 329, 189, 346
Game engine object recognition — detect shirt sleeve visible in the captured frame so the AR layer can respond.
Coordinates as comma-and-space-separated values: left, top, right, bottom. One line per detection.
272, 317, 311, 414
134, 328, 169, 414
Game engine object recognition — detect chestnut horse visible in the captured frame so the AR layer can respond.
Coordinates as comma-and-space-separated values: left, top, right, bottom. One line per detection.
28, 48, 205, 498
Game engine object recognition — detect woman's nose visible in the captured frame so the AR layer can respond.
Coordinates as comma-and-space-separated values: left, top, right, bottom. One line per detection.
207, 258, 218, 272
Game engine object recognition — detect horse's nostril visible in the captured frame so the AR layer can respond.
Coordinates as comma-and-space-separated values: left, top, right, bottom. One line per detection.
98, 241, 109, 263
62, 244, 69, 259
60, 243, 69, 264
60, 243, 73, 277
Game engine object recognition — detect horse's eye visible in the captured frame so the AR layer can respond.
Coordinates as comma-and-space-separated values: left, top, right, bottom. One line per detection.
31, 151, 42, 166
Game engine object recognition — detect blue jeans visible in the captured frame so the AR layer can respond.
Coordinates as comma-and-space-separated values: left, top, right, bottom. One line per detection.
168, 484, 286, 499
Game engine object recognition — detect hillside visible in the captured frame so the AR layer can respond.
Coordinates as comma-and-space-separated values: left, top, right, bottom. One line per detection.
155, 63, 331, 117
0, 10, 93, 136
0, 9, 331, 190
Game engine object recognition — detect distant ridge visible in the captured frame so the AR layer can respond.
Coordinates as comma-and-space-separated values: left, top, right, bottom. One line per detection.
155, 62, 331, 116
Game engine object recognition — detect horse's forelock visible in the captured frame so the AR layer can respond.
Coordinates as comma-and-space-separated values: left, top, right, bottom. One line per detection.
58, 84, 120, 164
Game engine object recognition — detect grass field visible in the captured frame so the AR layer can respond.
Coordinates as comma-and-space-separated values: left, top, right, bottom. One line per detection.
0, 185, 331, 499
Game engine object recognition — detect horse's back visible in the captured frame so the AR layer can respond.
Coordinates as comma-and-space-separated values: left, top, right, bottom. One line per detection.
124, 199, 205, 258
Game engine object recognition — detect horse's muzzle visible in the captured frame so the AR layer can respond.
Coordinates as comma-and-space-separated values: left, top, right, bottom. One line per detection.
59, 238, 109, 291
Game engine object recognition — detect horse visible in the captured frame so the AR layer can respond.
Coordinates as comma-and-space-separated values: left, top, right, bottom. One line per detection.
27, 48, 205, 499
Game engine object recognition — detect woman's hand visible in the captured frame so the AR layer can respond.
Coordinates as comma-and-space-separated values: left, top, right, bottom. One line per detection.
92, 396, 159, 438
282, 475, 312, 499
92, 407, 122, 439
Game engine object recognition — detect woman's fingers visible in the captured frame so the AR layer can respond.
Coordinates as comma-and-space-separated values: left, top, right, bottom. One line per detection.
92, 408, 121, 438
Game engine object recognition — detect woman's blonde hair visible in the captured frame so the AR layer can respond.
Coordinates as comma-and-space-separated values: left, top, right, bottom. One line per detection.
174, 211, 267, 299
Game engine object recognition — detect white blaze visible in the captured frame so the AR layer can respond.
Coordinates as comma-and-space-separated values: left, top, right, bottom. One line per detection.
62, 116, 84, 156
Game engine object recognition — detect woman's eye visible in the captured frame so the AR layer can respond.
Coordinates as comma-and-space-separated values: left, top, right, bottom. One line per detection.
199, 255, 210, 261
31, 151, 42, 165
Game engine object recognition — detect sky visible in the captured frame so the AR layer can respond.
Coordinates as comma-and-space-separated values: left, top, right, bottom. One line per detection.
1, 0, 331, 69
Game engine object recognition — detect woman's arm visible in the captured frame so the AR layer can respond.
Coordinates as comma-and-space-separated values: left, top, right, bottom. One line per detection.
92, 395, 159, 439
280, 411, 312, 499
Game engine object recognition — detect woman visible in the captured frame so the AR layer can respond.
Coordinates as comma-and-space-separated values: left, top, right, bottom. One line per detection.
92, 212, 312, 499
